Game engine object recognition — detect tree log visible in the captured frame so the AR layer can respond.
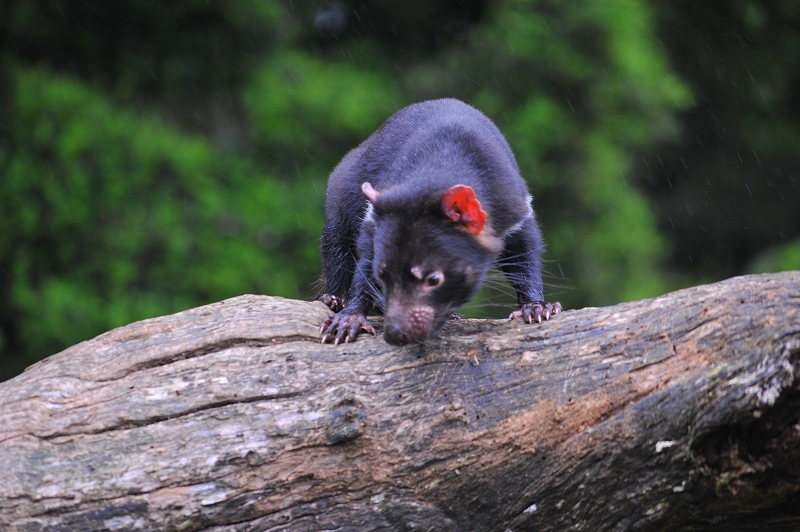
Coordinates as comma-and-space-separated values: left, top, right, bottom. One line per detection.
1, 272, 799, 531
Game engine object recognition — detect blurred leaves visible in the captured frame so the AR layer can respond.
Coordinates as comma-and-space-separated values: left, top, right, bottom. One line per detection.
244, 50, 402, 155
638, 0, 800, 279
1, 67, 320, 372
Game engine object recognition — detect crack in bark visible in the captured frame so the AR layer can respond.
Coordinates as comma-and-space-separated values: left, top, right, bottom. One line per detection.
38, 389, 309, 440
99, 335, 319, 381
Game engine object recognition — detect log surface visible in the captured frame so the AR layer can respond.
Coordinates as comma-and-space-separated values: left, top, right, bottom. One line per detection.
1, 272, 799, 531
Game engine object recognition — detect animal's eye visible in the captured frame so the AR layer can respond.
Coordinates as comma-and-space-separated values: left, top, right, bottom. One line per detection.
425, 272, 443, 287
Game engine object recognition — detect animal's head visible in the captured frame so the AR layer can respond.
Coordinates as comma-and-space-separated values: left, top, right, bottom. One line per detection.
362, 182, 501, 345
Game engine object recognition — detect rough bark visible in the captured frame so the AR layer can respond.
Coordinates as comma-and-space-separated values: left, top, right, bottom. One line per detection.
1, 272, 799, 532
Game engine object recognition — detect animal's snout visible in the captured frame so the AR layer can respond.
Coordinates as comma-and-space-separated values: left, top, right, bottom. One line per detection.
383, 304, 435, 345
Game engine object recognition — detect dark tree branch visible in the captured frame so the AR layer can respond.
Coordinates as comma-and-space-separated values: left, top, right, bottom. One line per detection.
1, 272, 799, 531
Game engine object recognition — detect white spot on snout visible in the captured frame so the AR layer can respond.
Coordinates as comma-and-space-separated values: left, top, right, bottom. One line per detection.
410, 265, 424, 280
523, 503, 538, 514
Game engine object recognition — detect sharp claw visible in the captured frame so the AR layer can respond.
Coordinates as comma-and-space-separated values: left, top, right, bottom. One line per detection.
511, 302, 561, 326
320, 315, 378, 344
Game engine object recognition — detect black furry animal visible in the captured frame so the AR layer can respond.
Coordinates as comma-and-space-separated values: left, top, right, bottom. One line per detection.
317, 98, 561, 345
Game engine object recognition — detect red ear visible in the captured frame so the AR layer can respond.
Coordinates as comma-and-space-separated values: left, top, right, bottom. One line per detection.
441, 185, 487, 236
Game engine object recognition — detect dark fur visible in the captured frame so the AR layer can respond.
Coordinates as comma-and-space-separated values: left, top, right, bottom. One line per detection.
318, 98, 559, 345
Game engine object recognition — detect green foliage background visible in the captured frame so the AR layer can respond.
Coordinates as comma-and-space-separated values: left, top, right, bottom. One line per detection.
1, 0, 798, 381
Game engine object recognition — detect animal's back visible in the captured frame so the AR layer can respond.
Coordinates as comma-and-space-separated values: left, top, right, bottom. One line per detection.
327, 99, 529, 237
356, 98, 518, 188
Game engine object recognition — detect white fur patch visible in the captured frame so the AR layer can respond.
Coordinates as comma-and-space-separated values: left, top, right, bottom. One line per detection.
503, 194, 533, 237
363, 202, 375, 223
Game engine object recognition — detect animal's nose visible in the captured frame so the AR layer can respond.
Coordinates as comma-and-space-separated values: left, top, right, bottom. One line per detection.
382, 303, 435, 345
383, 323, 412, 345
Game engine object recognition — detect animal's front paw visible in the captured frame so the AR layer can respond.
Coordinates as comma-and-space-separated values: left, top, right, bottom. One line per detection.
319, 293, 345, 312
509, 301, 562, 324
320, 312, 376, 344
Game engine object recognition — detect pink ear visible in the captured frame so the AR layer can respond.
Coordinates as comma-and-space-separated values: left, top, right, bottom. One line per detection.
441, 185, 487, 235
361, 182, 380, 203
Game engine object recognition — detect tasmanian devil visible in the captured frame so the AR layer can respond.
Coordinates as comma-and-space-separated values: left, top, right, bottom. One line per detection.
317, 98, 561, 345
